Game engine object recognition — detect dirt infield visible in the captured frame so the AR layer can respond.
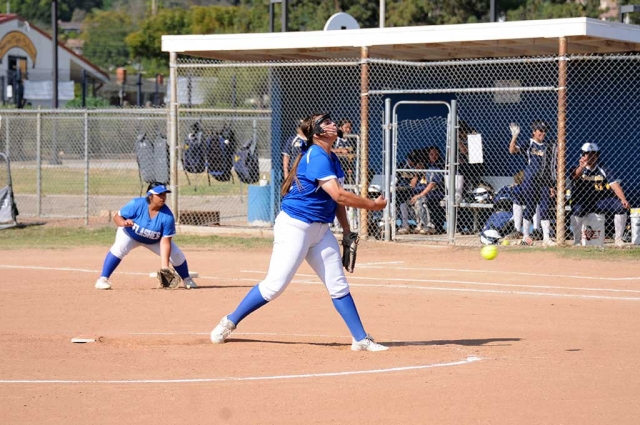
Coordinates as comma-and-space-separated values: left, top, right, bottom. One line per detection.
1, 242, 639, 425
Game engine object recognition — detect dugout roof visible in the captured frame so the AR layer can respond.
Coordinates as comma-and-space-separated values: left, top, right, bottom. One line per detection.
162, 17, 640, 61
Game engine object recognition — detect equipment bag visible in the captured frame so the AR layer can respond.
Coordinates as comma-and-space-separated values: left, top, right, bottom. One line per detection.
136, 132, 169, 185
182, 131, 207, 175
233, 139, 260, 184
207, 129, 236, 182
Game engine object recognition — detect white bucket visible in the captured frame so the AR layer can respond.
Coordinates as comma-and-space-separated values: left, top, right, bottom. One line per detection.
581, 213, 605, 246
631, 208, 640, 245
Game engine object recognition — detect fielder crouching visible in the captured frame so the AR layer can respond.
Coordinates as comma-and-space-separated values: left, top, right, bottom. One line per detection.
94, 182, 197, 290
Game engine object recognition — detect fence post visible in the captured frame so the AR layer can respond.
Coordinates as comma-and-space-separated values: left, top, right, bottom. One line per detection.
383, 97, 391, 241
359, 46, 370, 238
556, 38, 568, 245
447, 100, 458, 245
84, 110, 89, 226
169, 52, 179, 219
36, 111, 41, 217
3, 114, 7, 158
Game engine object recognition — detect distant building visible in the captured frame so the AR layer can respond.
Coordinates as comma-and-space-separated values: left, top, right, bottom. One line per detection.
600, 0, 620, 21
0, 14, 109, 108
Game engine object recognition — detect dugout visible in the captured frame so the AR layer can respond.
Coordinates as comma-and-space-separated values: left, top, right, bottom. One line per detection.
162, 18, 640, 242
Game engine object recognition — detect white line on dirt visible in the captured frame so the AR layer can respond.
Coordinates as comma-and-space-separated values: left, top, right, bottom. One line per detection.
0, 356, 481, 384
3, 264, 639, 300
240, 270, 640, 294
358, 265, 640, 281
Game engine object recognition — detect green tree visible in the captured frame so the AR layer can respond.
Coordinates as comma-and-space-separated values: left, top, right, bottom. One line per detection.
7, 0, 104, 25
81, 9, 135, 71
506, 0, 602, 21
125, 8, 191, 75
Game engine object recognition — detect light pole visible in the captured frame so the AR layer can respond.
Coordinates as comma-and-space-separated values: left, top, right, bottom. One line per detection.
51, 0, 61, 165
52, 0, 58, 109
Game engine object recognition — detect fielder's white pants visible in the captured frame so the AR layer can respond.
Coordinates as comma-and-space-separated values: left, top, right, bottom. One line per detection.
258, 211, 350, 301
109, 227, 186, 266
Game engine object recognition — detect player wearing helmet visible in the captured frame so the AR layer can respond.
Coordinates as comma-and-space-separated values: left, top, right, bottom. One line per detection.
210, 112, 389, 351
94, 182, 197, 290
508, 120, 557, 246
570, 143, 629, 246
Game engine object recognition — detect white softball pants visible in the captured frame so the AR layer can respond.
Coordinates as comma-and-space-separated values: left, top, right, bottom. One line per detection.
109, 227, 186, 266
258, 211, 350, 301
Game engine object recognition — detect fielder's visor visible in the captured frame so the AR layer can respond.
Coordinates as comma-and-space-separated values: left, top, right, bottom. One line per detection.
147, 184, 172, 195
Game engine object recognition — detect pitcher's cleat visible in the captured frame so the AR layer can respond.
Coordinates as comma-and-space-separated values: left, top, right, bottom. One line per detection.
210, 316, 236, 344
351, 334, 389, 352
95, 277, 112, 290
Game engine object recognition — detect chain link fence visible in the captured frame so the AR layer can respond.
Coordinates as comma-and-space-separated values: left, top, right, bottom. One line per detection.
2, 53, 639, 248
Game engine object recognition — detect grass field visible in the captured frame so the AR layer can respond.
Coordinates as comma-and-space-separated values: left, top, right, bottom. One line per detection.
2, 224, 639, 260
10, 167, 254, 197
0, 224, 273, 250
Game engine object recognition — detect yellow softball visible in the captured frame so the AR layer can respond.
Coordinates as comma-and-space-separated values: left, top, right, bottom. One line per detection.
481, 245, 498, 260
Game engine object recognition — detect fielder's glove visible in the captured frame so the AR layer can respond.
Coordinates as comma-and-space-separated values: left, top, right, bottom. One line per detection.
341, 232, 360, 273
157, 267, 181, 289
509, 123, 520, 138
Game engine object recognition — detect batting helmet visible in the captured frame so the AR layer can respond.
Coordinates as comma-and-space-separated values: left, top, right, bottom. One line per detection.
480, 229, 502, 245
531, 120, 550, 133
473, 186, 492, 203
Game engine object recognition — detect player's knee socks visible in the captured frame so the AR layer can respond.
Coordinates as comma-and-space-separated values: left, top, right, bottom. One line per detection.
615, 213, 628, 241
100, 252, 121, 278
513, 204, 523, 232
173, 260, 190, 279
541, 220, 551, 240
331, 293, 367, 342
522, 218, 531, 238
228, 284, 268, 326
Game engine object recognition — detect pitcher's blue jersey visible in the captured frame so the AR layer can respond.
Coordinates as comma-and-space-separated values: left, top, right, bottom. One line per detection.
119, 197, 176, 244
282, 145, 345, 224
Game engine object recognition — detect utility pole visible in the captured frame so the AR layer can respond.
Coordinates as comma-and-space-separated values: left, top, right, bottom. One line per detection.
52, 0, 58, 109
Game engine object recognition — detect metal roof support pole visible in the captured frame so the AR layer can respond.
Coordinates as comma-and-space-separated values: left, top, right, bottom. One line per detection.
359, 46, 370, 238
556, 37, 568, 246
169, 51, 179, 219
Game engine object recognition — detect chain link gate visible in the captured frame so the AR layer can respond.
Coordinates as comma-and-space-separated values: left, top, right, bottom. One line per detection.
381, 99, 458, 243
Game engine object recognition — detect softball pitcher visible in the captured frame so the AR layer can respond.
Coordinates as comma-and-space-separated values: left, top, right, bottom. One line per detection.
210, 112, 388, 351
94, 182, 197, 290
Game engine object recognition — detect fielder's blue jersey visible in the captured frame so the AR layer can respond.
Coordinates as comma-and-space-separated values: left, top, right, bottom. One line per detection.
282, 145, 345, 224
518, 138, 557, 184
571, 163, 620, 206
119, 197, 176, 244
